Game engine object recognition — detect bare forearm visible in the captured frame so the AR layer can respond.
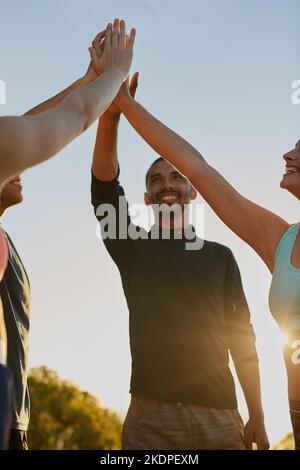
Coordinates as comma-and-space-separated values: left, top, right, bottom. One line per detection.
0, 68, 124, 181
70, 68, 123, 131
25, 74, 92, 116
118, 97, 245, 221
119, 96, 204, 179
27, 68, 125, 165
92, 113, 120, 181
235, 361, 264, 419
118, 96, 289, 265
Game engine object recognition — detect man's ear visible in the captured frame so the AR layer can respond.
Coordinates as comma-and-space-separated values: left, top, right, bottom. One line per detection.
144, 192, 150, 205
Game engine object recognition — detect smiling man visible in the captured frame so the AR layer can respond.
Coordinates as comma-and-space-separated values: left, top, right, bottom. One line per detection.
90, 72, 269, 449
0, 20, 136, 449
0, 53, 118, 450
0, 62, 103, 449
0, 174, 31, 450
0, 22, 136, 448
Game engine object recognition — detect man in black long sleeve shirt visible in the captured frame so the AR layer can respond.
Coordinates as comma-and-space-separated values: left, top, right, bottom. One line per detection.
91, 163, 269, 449
89, 70, 269, 450
92, 169, 257, 409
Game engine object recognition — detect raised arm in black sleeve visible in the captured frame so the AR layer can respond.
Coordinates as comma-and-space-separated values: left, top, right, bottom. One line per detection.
91, 168, 135, 268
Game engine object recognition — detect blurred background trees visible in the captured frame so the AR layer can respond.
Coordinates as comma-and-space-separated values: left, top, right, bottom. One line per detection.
27, 366, 122, 450
272, 433, 294, 450
27, 366, 295, 450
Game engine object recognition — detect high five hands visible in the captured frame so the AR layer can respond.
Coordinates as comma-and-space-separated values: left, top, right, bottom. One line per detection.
88, 19, 139, 116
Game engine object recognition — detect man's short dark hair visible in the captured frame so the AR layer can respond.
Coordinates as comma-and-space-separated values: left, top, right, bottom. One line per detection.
145, 157, 165, 189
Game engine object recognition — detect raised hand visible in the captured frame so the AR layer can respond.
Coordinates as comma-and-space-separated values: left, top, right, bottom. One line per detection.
96, 19, 135, 82
88, 30, 106, 76
128, 72, 139, 99
112, 71, 138, 112
84, 60, 98, 83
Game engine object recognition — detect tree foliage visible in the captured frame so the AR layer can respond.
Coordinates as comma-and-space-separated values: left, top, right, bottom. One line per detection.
27, 366, 122, 450
273, 433, 294, 450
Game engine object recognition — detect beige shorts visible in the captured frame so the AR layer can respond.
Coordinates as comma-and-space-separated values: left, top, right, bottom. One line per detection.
122, 395, 245, 450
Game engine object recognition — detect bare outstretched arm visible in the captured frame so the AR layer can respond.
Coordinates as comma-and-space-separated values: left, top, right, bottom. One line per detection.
24, 30, 107, 117
92, 73, 139, 181
115, 85, 288, 272
0, 19, 135, 187
25, 67, 94, 117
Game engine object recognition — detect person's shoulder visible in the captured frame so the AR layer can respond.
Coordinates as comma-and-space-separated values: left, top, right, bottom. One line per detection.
203, 240, 237, 263
203, 239, 232, 254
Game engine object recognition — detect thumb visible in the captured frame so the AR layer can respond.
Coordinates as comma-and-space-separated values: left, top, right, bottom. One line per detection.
243, 425, 253, 450
89, 47, 98, 63
130, 71, 139, 98
256, 434, 270, 450
245, 438, 253, 450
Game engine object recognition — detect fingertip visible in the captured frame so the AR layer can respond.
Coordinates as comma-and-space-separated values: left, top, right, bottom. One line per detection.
98, 30, 106, 41
129, 28, 136, 44
105, 22, 112, 40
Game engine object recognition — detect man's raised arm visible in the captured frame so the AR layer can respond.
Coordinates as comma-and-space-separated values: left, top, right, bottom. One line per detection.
25, 31, 106, 117
0, 19, 135, 186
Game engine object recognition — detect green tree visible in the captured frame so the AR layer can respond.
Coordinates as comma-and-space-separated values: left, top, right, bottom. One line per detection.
28, 366, 122, 450
273, 433, 294, 450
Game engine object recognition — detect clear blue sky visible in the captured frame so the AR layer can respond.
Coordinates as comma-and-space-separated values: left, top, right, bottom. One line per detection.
0, 0, 299, 445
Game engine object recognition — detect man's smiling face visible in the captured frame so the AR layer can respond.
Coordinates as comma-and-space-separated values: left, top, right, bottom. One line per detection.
144, 159, 196, 209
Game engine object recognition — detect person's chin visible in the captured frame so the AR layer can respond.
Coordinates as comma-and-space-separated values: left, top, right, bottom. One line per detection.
280, 174, 291, 189
10, 195, 23, 206
280, 178, 286, 189
280, 181, 300, 200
